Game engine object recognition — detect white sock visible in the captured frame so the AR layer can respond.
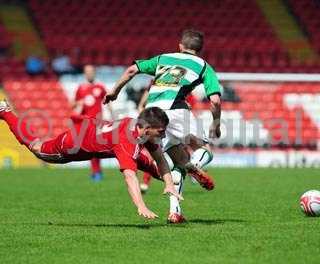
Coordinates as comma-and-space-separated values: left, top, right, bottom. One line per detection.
169, 168, 183, 214
190, 148, 213, 169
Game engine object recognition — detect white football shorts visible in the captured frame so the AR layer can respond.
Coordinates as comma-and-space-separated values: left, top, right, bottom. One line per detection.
162, 109, 209, 151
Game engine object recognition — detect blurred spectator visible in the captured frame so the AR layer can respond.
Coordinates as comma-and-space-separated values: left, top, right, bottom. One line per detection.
25, 56, 45, 75
51, 53, 74, 75
69, 47, 82, 73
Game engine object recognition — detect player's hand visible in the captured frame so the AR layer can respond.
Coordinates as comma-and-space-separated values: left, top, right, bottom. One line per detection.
209, 123, 221, 139
138, 206, 158, 219
103, 93, 117, 104
163, 185, 184, 201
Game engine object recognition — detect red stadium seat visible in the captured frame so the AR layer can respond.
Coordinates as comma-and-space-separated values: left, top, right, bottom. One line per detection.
27, 0, 312, 71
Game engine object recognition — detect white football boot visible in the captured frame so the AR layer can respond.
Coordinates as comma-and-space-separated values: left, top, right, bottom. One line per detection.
0, 100, 11, 116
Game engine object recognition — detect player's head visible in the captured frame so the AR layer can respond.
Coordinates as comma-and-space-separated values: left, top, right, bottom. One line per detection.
137, 107, 169, 140
179, 29, 204, 54
84, 65, 96, 83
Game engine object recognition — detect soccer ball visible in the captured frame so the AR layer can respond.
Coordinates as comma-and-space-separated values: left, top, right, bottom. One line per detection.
300, 190, 320, 216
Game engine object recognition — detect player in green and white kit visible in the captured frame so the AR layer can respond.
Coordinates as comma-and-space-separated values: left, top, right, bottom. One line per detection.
104, 29, 221, 223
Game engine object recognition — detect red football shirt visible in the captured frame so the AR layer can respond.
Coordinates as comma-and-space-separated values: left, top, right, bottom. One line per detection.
75, 82, 107, 117
55, 117, 158, 172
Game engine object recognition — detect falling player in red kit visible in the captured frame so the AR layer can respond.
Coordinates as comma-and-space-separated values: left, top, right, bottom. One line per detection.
0, 100, 182, 219
73, 65, 112, 181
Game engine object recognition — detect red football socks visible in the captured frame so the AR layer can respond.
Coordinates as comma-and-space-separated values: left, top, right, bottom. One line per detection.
90, 158, 102, 174
1, 111, 38, 147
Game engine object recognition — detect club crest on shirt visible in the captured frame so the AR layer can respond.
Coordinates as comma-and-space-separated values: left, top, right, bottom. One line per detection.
155, 65, 186, 86
84, 95, 96, 106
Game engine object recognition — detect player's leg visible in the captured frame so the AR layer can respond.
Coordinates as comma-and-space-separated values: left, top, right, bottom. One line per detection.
0, 100, 38, 147
183, 135, 215, 190
90, 158, 103, 182
187, 135, 213, 169
161, 109, 213, 222
161, 110, 194, 223
0, 100, 70, 163
183, 112, 215, 190
164, 109, 215, 189
165, 144, 189, 223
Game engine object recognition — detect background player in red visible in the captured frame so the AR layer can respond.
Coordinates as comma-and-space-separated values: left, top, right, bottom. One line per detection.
0, 100, 182, 219
73, 65, 112, 181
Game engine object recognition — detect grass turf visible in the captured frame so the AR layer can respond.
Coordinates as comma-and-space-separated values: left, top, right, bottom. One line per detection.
0, 168, 319, 263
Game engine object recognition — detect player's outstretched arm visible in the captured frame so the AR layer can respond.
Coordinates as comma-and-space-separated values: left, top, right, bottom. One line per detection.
209, 94, 221, 138
149, 147, 184, 201
104, 64, 139, 104
122, 169, 158, 219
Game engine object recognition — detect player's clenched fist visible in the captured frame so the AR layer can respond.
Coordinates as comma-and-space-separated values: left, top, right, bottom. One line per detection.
103, 93, 117, 104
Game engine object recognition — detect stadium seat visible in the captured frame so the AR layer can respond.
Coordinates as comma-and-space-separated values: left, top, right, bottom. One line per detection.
26, 0, 319, 72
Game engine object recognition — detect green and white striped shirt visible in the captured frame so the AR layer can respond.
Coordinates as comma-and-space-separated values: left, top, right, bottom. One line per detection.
135, 52, 221, 110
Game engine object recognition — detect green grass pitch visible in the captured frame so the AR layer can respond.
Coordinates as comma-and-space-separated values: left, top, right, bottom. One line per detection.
0, 168, 319, 263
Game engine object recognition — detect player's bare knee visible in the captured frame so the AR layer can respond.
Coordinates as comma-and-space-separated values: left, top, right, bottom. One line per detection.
166, 145, 189, 167
186, 134, 205, 150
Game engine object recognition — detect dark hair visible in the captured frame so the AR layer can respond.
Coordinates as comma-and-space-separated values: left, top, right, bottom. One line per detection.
137, 107, 169, 128
181, 29, 204, 53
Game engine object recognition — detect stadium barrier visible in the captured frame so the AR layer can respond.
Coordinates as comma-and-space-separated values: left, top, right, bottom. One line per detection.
0, 148, 19, 168
1, 71, 319, 168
